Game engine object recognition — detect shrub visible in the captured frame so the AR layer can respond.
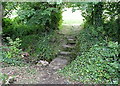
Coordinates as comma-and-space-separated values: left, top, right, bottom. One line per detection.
0, 73, 8, 84
35, 34, 55, 61
2, 18, 15, 38
2, 18, 45, 39
76, 26, 104, 56
3, 23, 44, 39
4, 37, 22, 59
1, 37, 26, 66
20, 31, 61, 62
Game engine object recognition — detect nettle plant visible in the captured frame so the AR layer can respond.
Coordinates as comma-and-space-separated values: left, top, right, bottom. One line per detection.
4, 37, 22, 58
0, 73, 8, 84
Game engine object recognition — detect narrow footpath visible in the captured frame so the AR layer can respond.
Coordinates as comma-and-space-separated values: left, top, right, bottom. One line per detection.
1, 25, 82, 84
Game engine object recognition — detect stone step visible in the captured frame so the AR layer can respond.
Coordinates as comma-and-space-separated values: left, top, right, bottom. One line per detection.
62, 44, 75, 49
57, 56, 71, 61
59, 51, 72, 56
68, 38, 75, 41
67, 38, 76, 44
62, 44, 75, 52
49, 58, 68, 70
66, 36, 76, 39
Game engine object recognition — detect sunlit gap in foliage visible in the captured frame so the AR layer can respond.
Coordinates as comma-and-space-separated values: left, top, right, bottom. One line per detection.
62, 7, 84, 25
9, 10, 18, 19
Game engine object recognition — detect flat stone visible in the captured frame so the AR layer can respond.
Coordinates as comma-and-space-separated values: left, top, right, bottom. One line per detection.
62, 44, 74, 49
37, 60, 49, 67
49, 58, 68, 70
67, 38, 76, 44
59, 51, 71, 56
68, 38, 74, 41
66, 36, 75, 39
57, 56, 70, 61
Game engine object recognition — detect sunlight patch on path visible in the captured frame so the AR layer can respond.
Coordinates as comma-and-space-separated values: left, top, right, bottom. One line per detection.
60, 25, 82, 35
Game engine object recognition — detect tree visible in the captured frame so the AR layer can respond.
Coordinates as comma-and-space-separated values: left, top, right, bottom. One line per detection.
0, 2, 2, 46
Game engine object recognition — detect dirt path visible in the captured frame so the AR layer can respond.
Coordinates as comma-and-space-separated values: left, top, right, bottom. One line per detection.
2, 66, 76, 84
1, 25, 82, 84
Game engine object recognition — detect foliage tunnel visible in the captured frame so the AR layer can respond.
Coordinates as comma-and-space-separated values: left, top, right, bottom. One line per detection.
1, 1, 120, 84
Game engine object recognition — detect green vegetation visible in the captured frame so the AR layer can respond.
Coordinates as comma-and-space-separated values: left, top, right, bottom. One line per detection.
59, 2, 120, 84
4, 37, 22, 59
1, 2, 63, 65
0, 73, 8, 84
1, 1, 120, 84
59, 27, 119, 84
20, 31, 64, 62
1, 37, 27, 66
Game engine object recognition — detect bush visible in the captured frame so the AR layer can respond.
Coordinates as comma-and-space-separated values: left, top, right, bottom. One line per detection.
0, 73, 8, 84
3, 22, 44, 39
2, 18, 15, 38
1, 37, 26, 66
20, 31, 61, 62
76, 26, 104, 56
2, 18, 44, 39
12, 24, 43, 38
103, 21, 119, 41
4, 37, 22, 58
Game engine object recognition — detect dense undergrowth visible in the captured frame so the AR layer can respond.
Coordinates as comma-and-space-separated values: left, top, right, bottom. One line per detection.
1, 37, 29, 67
20, 31, 64, 62
1, 30, 64, 66
59, 26, 120, 84
1, 2, 63, 66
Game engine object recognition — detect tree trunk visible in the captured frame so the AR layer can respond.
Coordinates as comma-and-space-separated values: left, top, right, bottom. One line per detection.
0, 3, 2, 81
0, 3, 2, 46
